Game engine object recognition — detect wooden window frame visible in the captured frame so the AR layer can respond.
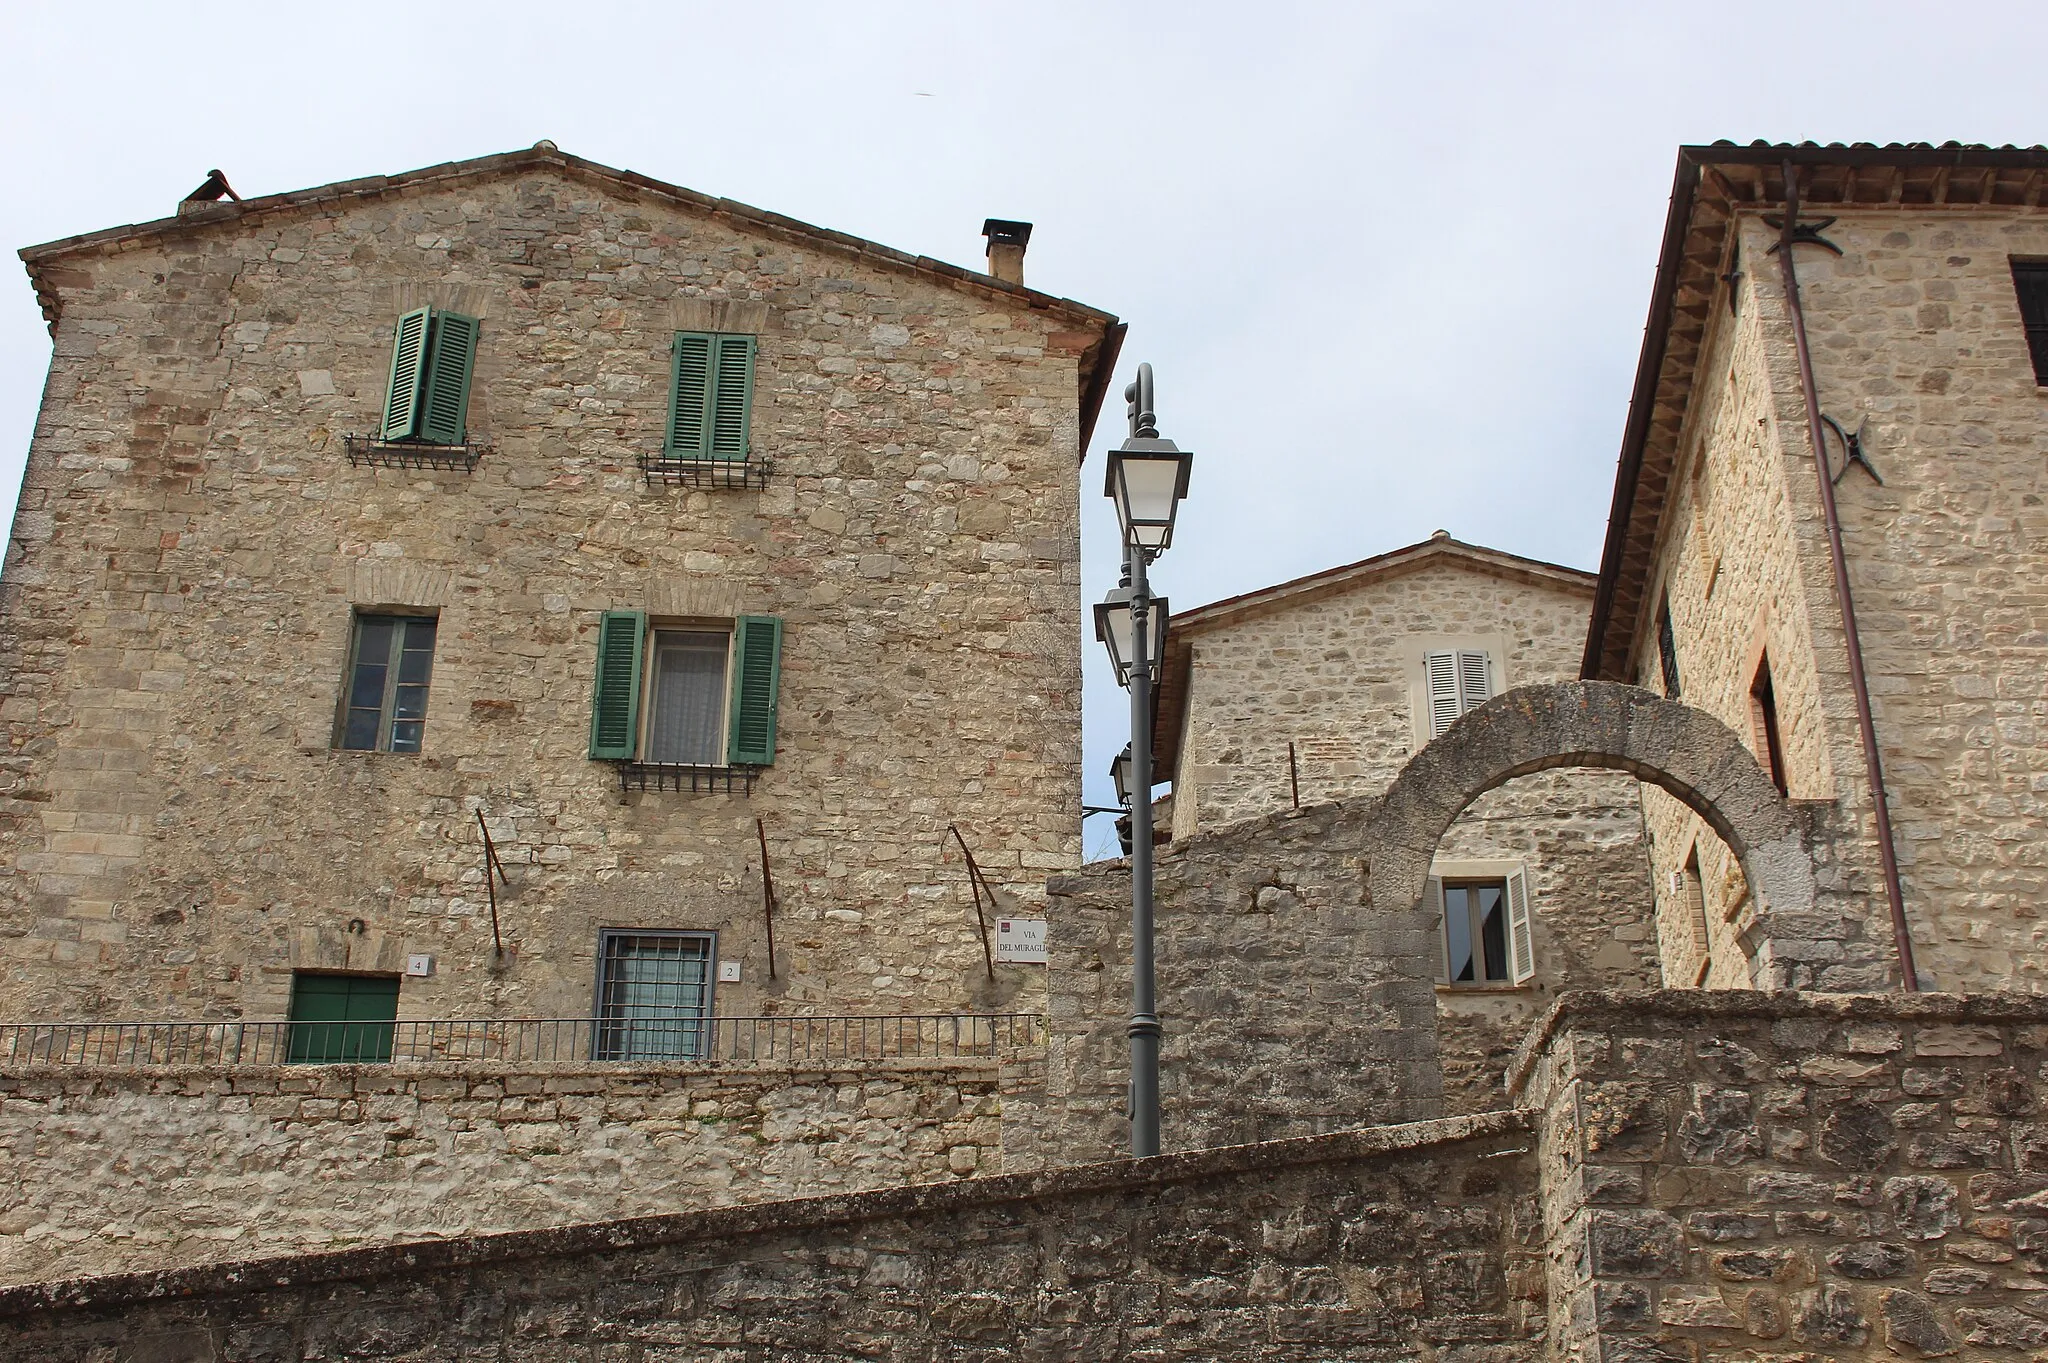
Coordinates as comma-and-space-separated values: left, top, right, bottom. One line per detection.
589, 611, 783, 769
1428, 861, 1535, 988
335, 611, 439, 754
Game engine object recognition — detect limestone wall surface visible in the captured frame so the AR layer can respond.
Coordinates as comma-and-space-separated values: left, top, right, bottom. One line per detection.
0, 155, 1110, 1022
1787, 210, 2048, 991
0, 1111, 1544, 1363
1521, 990, 2048, 1362
1641, 208, 2048, 994
0, 1056, 1012, 1287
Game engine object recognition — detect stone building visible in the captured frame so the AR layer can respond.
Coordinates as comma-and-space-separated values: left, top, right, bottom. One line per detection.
0, 143, 1124, 1031
7, 140, 2048, 1363
1149, 531, 1656, 1111
1584, 141, 2048, 997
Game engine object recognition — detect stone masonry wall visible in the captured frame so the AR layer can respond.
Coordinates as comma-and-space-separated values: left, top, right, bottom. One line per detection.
1519, 990, 2048, 1362
1159, 557, 1658, 1120
1640, 207, 2048, 996
0, 1056, 1012, 1287
1632, 223, 1873, 996
1020, 777, 1660, 1166
1786, 208, 2048, 992
1019, 799, 1445, 1167
0, 154, 1110, 1023
0, 1110, 1543, 1363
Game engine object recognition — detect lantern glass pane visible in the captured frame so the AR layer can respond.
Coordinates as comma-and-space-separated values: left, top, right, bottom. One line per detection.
1114, 456, 1184, 529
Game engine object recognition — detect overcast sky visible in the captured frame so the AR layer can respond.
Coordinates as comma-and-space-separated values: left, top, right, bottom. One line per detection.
5, 1, 2044, 860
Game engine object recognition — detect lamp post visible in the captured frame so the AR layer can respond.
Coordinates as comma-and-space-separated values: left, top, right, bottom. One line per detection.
1094, 362, 1190, 1158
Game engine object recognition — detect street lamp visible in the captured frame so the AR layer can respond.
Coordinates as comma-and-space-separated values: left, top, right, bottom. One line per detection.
1093, 583, 1169, 690
1095, 361, 1189, 1159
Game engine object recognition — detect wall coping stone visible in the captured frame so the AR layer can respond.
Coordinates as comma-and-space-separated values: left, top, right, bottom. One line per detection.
0, 1109, 1531, 1319
1503, 986, 2048, 1098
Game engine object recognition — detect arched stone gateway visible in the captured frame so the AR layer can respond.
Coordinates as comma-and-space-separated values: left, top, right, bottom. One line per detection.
1364, 680, 1848, 989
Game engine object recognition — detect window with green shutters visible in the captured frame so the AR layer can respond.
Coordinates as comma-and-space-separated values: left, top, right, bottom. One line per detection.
286, 972, 400, 1063
588, 611, 782, 769
380, 306, 480, 445
665, 332, 756, 462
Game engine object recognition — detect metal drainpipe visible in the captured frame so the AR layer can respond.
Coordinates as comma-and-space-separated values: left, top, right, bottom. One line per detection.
1772, 160, 1920, 992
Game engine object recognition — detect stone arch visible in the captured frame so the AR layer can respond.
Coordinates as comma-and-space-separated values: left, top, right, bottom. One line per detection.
1363, 680, 1824, 987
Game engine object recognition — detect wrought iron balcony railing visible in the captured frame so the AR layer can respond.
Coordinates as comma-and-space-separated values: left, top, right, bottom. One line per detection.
0, 1013, 1040, 1068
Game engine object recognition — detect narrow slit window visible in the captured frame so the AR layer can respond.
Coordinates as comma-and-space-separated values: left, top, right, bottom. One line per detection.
1657, 596, 1682, 699
338, 613, 438, 753
1749, 653, 1788, 796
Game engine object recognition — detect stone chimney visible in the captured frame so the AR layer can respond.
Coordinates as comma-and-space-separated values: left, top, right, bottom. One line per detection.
981, 219, 1032, 286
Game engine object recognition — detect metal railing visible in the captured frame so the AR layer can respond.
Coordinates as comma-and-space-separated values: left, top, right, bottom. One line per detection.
0, 1013, 1041, 1068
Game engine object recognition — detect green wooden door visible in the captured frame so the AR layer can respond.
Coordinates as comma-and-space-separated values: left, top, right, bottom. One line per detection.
287, 974, 400, 1062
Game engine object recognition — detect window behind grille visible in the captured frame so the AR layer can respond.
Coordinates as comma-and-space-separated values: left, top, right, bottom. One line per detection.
594, 930, 715, 1061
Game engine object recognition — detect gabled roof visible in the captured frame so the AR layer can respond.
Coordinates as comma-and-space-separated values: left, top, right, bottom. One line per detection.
18, 143, 1127, 453
1582, 140, 2048, 682
1152, 531, 1595, 781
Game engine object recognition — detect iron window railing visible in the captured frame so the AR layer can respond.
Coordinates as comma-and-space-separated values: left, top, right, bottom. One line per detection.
0, 1014, 1040, 1068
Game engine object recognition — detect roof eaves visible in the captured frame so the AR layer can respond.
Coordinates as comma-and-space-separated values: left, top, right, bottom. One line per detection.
1583, 139, 2048, 681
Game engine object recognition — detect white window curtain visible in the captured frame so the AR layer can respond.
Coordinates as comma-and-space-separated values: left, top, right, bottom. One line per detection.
647, 630, 727, 764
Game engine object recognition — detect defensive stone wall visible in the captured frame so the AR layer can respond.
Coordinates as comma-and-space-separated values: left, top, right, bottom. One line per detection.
1020, 798, 1446, 1167
0, 153, 1106, 1023
14, 990, 2048, 1360
0, 1056, 1015, 1287
0, 1111, 1543, 1362
1519, 989, 2048, 1361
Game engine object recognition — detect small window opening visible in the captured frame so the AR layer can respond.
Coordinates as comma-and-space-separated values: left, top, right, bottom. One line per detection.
2011, 260, 2048, 385
337, 613, 438, 753
1444, 879, 1509, 983
1656, 596, 1682, 699
1681, 847, 1710, 986
594, 930, 716, 1060
1749, 653, 1788, 796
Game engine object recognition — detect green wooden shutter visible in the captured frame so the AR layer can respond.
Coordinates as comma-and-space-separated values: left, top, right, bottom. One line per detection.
726, 615, 783, 766
666, 333, 715, 457
708, 334, 756, 461
417, 311, 480, 445
381, 307, 433, 440
589, 611, 646, 760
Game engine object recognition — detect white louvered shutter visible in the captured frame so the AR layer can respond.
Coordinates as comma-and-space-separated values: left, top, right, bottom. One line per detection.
1457, 650, 1492, 716
1426, 652, 1461, 738
1506, 866, 1535, 984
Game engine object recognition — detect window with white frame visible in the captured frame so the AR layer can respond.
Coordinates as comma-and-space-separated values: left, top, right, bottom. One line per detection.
1430, 864, 1534, 986
1424, 648, 1493, 739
